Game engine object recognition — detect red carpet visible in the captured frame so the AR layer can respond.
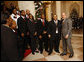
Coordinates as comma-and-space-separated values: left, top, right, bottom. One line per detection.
24, 49, 32, 57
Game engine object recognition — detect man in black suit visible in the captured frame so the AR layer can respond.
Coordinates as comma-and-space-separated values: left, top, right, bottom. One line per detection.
47, 15, 62, 55
1, 16, 19, 61
37, 14, 49, 54
26, 14, 37, 55
17, 10, 27, 59
25, 9, 31, 49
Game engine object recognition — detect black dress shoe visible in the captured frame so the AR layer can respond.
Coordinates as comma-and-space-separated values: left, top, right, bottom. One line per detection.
48, 52, 52, 55
45, 50, 49, 52
55, 50, 60, 53
69, 54, 74, 58
60, 53, 67, 56
56, 51, 60, 53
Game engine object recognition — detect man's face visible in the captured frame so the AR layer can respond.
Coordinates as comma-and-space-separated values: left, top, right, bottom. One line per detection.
13, 9, 17, 14
21, 10, 25, 16
29, 15, 33, 19
53, 15, 57, 20
41, 14, 45, 19
26, 10, 30, 15
8, 17, 13, 23
62, 13, 66, 19
16, 6, 19, 10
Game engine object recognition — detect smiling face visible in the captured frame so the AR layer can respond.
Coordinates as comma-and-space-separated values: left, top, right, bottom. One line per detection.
41, 14, 45, 19
29, 14, 33, 19
13, 9, 17, 15
53, 15, 57, 21
21, 10, 26, 16
62, 13, 66, 19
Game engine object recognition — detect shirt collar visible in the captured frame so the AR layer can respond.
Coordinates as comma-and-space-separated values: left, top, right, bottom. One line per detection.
41, 19, 45, 22
54, 20, 58, 23
21, 16, 25, 19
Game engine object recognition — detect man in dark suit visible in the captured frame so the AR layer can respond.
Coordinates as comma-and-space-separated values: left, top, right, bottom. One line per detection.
1, 16, 19, 61
26, 14, 37, 55
47, 15, 62, 55
60, 13, 74, 58
17, 10, 27, 59
37, 14, 49, 54
25, 9, 31, 49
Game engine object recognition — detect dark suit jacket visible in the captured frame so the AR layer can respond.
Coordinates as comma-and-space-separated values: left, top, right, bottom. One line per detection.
36, 19, 48, 36
47, 20, 62, 40
1, 25, 19, 61
26, 18, 36, 36
17, 16, 27, 37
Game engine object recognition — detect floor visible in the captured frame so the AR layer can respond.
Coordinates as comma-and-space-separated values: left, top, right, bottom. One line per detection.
22, 29, 83, 61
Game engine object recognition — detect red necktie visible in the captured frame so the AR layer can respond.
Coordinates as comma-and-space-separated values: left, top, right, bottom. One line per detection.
43, 19, 45, 26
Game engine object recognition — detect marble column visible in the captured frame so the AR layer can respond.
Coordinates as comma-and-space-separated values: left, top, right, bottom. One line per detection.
56, 1, 61, 20
18, 1, 35, 19
45, 4, 52, 21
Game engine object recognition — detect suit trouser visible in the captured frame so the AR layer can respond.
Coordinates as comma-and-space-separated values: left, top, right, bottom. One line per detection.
30, 35, 36, 53
17, 37, 25, 60
49, 34, 60, 53
62, 36, 74, 54
25, 35, 31, 49
54, 34, 60, 51
39, 34, 48, 52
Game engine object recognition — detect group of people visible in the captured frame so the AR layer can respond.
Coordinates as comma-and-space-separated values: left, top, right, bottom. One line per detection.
1, 5, 74, 61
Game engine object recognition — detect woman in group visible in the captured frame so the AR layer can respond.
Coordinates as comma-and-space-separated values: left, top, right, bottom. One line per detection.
26, 14, 37, 55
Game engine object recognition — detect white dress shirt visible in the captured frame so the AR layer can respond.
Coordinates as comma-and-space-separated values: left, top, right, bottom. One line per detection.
54, 20, 58, 33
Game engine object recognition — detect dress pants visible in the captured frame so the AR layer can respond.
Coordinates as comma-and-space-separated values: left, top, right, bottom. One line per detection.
17, 36, 25, 60
62, 34, 74, 54
39, 33, 48, 52
49, 33, 60, 53
30, 35, 36, 54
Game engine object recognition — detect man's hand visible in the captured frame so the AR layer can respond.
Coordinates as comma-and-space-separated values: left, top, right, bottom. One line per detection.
43, 31, 47, 34
65, 34, 69, 39
39, 35, 42, 39
21, 33, 24, 37
48, 34, 51, 38
27, 32, 29, 35
34, 32, 37, 36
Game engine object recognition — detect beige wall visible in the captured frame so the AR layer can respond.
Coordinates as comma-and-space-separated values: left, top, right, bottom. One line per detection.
61, 1, 83, 18
18, 1, 35, 19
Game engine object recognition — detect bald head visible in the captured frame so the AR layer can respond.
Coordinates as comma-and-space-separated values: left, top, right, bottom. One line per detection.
26, 9, 30, 15
62, 12, 66, 19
